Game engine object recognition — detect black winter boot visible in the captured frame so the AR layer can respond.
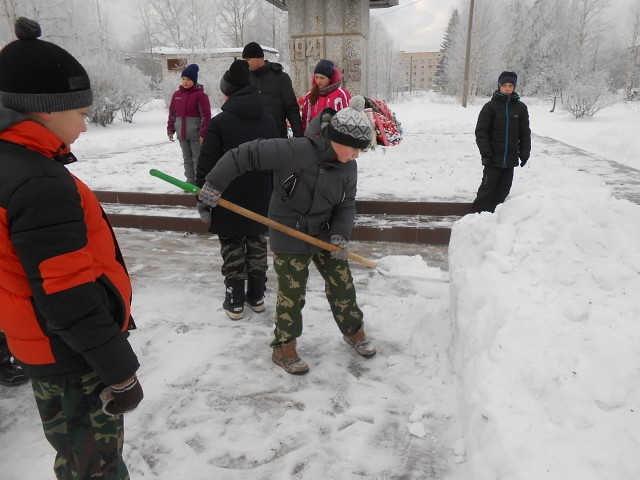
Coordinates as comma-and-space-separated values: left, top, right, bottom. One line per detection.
223, 278, 245, 320
0, 333, 28, 387
245, 274, 267, 312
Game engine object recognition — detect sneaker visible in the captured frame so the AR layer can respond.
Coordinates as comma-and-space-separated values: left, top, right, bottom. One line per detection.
272, 339, 309, 375
223, 279, 245, 320
343, 323, 377, 358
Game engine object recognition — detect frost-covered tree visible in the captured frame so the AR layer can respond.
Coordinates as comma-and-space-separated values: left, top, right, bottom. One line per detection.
245, 1, 287, 50
524, 0, 573, 110
134, 0, 217, 50
570, 0, 609, 73
367, 17, 403, 101
499, 0, 532, 92
434, 9, 459, 92
218, 0, 256, 47
622, 0, 640, 101
83, 53, 151, 126
443, 0, 505, 100
459, 0, 502, 100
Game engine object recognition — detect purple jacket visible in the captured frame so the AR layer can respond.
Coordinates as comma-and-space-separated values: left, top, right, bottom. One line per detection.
167, 84, 211, 140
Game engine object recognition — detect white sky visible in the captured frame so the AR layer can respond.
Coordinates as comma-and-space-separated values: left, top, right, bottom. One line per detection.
371, 0, 458, 52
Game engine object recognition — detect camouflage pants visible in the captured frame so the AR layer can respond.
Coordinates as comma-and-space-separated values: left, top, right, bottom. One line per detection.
31, 371, 129, 480
271, 251, 363, 347
219, 234, 268, 280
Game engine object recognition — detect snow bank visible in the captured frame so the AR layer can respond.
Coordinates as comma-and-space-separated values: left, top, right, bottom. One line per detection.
448, 186, 640, 480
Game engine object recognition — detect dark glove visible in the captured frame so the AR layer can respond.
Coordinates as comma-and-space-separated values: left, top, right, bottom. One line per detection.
330, 235, 349, 260
197, 202, 211, 223
520, 158, 528, 167
199, 181, 222, 208
100, 375, 143, 416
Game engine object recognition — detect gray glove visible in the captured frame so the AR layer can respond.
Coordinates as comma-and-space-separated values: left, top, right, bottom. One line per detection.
197, 202, 211, 223
199, 181, 222, 208
330, 235, 349, 260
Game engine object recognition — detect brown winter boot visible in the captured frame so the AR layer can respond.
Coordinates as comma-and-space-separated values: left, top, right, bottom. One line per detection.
343, 323, 377, 358
272, 339, 309, 375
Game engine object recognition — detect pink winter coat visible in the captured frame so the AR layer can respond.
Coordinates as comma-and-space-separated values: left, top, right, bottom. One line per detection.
167, 84, 211, 140
300, 69, 352, 133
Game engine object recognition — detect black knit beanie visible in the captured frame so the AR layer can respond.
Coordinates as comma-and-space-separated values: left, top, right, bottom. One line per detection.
0, 17, 92, 112
220, 60, 251, 96
242, 42, 264, 59
181, 64, 199, 84
314, 59, 335, 79
498, 71, 517, 88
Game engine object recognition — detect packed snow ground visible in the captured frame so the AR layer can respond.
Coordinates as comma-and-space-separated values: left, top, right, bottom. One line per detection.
2, 92, 640, 479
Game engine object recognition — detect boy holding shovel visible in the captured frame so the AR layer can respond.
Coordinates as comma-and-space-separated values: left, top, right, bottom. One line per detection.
198, 95, 376, 375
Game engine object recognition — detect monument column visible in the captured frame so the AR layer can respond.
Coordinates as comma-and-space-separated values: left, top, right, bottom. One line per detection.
287, 0, 369, 98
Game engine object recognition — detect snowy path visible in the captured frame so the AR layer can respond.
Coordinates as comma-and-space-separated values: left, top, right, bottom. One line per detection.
121, 232, 459, 479
1, 230, 461, 480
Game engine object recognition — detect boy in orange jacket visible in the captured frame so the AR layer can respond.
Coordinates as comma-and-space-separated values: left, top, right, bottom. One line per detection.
0, 18, 142, 479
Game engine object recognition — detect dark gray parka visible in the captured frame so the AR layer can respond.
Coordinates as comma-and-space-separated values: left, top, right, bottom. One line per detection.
205, 109, 356, 255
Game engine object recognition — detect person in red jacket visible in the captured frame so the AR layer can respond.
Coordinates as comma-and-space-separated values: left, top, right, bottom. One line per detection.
300, 59, 352, 133
0, 17, 142, 479
167, 63, 212, 184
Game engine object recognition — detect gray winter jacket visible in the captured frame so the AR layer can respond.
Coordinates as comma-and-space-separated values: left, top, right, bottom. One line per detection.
205, 109, 357, 255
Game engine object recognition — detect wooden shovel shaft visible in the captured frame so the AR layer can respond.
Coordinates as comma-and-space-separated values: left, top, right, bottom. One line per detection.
217, 198, 377, 269
148, 169, 377, 269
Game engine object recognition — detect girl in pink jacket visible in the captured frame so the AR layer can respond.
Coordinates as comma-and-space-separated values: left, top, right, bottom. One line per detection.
300, 59, 352, 133
167, 64, 211, 184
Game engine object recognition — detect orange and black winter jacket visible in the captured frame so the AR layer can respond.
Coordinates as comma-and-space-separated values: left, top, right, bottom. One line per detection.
0, 111, 139, 385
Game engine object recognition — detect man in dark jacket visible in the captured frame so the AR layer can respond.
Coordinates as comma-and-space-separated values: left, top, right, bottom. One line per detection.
242, 41, 304, 138
470, 71, 531, 213
196, 60, 278, 320
0, 18, 142, 479
198, 95, 376, 375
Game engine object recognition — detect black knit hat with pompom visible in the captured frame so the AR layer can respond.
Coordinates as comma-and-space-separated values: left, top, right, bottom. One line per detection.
0, 17, 92, 112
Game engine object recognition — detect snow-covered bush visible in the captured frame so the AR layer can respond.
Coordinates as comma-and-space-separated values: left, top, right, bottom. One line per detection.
81, 54, 152, 126
564, 70, 613, 118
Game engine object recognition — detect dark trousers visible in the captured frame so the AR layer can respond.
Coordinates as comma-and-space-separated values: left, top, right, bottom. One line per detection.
271, 251, 363, 347
470, 165, 515, 213
31, 371, 129, 480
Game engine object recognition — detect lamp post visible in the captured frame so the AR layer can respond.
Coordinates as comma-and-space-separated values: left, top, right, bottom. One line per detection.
461, 0, 475, 107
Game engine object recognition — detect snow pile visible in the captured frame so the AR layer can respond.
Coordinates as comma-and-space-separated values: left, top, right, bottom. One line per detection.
448, 185, 640, 480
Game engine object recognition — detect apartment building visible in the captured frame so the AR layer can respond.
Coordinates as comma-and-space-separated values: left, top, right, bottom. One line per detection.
399, 51, 441, 92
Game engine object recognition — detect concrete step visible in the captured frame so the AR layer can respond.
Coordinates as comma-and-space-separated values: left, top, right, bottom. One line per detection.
95, 191, 471, 245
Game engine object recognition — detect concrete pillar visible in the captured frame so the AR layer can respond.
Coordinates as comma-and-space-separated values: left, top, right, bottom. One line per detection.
287, 0, 369, 98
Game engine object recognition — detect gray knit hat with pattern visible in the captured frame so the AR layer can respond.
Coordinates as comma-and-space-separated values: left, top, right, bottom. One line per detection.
327, 96, 372, 149
0, 17, 92, 113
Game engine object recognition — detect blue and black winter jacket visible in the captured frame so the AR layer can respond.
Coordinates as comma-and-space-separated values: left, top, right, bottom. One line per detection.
475, 91, 531, 168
